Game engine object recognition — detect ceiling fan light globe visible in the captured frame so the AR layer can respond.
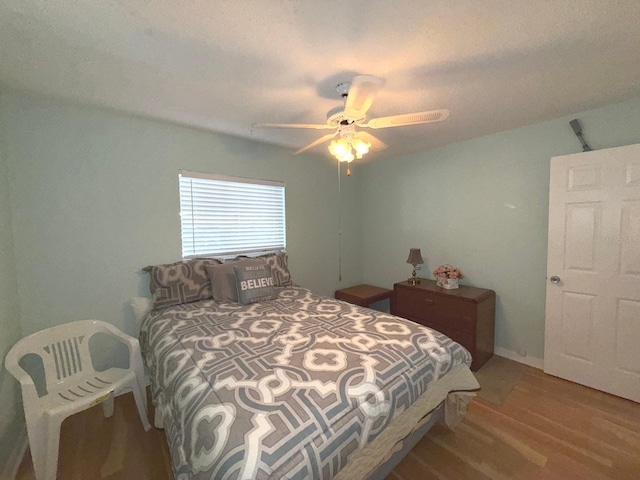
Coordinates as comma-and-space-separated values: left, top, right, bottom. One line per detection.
353, 138, 370, 156
339, 151, 354, 163
329, 139, 350, 158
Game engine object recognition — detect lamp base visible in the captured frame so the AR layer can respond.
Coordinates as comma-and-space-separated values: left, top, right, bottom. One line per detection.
409, 266, 421, 285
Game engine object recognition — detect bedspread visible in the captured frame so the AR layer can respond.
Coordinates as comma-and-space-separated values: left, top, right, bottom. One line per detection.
140, 287, 472, 479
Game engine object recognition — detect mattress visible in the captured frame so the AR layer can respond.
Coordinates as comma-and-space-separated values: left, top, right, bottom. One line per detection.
140, 286, 478, 479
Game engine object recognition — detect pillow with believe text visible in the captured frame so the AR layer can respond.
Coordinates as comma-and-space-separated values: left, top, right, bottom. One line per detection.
233, 264, 276, 304
206, 258, 265, 303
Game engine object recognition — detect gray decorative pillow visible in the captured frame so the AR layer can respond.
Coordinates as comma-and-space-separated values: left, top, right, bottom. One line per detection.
144, 258, 222, 308
206, 258, 266, 302
256, 252, 292, 287
234, 264, 276, 304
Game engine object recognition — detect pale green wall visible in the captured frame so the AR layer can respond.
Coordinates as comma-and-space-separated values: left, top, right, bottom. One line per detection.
0, 94, 25, 470
360, 96, 640, 360
1, 92, 362, 339
0, 90, 362, 465
3, 88, 640, 460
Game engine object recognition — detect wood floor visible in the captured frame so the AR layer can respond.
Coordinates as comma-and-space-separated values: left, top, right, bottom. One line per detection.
389, 367, 640, 480
15, 360, 640, 479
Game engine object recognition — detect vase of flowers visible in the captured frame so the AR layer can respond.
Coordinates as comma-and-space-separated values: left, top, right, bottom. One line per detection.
433, 264, 464, 289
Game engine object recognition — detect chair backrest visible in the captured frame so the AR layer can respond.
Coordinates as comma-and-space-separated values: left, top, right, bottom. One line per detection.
5, 320, 124, 394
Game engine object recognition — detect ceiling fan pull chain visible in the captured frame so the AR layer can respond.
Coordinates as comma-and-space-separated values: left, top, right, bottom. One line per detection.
337, 161, 342, 282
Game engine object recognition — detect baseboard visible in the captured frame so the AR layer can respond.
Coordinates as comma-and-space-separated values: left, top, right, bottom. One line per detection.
1, 425, 27, 480
494, 347, 544, 370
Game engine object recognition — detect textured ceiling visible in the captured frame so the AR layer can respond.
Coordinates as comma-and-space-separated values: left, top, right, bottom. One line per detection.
2, 0, 640, 161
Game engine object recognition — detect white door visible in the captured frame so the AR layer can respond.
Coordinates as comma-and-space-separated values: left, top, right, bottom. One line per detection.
545, 143, 640, 403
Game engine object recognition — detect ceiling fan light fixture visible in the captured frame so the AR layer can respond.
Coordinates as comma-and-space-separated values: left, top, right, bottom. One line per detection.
329, 137, 367, 163
352, 137, 370, 158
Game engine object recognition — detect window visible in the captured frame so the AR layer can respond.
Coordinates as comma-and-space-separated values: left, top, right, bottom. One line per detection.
179, 170, 286, 258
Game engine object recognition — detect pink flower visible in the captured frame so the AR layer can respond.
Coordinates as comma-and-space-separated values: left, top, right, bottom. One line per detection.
432, 264, 464, 279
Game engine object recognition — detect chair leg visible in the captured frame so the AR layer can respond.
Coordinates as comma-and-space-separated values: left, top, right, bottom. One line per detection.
103, 396, 115, 418
25, 417, 47, 480
44, 418, 63, 480
132, 383, 152, 431
133, 353, 149, 403
27, 414, 62, 480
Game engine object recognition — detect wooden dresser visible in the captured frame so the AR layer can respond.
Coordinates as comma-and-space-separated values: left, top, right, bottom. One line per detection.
391, 279, 496, 371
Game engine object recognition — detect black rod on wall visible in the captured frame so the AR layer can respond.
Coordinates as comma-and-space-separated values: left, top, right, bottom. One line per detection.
570, 118, 593, 152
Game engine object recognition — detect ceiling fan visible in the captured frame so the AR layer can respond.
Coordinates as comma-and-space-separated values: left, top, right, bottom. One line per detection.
253, 75, 449, 170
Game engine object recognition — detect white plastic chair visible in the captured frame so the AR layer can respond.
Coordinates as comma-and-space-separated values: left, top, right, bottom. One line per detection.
4, 320, 152, 480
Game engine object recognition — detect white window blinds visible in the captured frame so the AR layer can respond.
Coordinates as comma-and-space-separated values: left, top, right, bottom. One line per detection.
179, 170, 286, 258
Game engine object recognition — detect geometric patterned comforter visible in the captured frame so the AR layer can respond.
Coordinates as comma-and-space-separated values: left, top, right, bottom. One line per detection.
139, 286, 472, 480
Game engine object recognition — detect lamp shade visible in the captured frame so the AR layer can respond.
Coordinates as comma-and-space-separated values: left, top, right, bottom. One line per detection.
406, 248, 424, 265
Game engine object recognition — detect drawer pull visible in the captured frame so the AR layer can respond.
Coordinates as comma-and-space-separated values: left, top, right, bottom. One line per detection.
424, 298, 434, 305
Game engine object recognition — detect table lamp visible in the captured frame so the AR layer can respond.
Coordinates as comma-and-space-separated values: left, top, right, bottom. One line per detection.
406, 248, 424, 285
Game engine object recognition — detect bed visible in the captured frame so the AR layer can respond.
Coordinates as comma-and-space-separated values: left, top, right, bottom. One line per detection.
138, 256, 479, 480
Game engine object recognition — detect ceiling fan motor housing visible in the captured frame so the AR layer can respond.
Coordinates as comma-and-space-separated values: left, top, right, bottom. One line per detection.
338, 123, 356, 140
326, 105, 365, 128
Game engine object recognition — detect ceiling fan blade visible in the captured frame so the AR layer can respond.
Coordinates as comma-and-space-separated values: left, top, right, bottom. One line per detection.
253, 123, 333, 130
343, 75, 385, 119
293, 132, 337, 155
355, 131, 387, 151
364, 109, 450, 129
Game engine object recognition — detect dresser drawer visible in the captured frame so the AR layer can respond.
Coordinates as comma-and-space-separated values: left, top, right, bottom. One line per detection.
394, 286, 477, 332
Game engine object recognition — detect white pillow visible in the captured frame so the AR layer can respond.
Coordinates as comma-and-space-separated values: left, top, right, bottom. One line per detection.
130, 296, 153, 324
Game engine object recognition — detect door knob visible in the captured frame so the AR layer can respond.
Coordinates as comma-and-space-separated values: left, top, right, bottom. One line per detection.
550, 276, 561, 284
